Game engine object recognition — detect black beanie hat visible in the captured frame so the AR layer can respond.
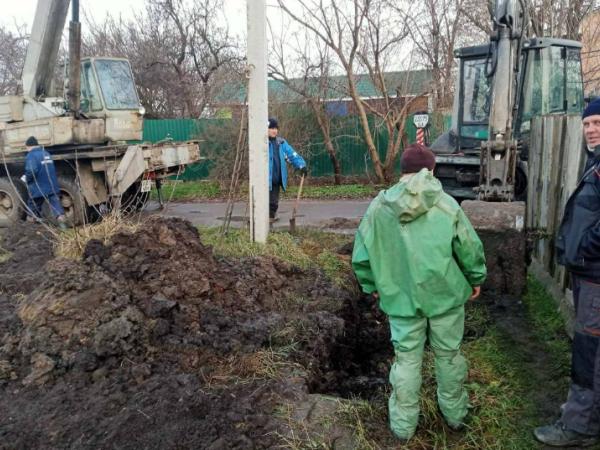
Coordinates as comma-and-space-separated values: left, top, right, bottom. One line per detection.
583, 98, 600, 120
401, 143, 436, 174
268, 118, 278, 129
25, 136, 38, 147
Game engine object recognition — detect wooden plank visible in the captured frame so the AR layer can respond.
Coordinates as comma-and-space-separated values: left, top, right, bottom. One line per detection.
528, 115, 587, 331
546, 116, 567, 277
528, 116, 544, 262
527, 117, 543, 231
539, 115, 556, 271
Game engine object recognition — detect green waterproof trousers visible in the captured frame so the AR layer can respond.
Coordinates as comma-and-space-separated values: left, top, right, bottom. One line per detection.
388, 305, 468, 439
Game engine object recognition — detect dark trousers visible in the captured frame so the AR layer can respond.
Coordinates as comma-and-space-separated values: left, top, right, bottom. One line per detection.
27, 194, 64, 218
561, 275, 600, 435
269, 184, 281, 219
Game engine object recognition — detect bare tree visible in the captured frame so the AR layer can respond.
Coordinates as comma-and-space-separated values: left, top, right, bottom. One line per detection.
581, 9, 600, 95
268, 19, 344, 184
277, 0, 419, 183
527, 0, 597, 39
395, 0, 480, 109
84, 0, 243, 118
0, 24, 28, 96
459, 0, 494, 35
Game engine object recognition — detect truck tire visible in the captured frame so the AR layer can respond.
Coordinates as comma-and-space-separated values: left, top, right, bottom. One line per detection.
0, 177, 26, 227
56, 175, 87, 226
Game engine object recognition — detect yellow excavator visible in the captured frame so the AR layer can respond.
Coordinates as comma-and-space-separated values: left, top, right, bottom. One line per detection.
431, 0, 585, 294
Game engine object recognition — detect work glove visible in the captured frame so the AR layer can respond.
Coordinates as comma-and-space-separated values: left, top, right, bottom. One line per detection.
298, 166, 308, 177
20, 175, 27, 184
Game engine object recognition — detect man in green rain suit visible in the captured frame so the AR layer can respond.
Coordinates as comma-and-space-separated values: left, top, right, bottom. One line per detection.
352, 143, 487, 442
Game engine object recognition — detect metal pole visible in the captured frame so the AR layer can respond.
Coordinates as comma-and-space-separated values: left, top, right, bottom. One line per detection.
68, 0, 81, 117
247, 0, 269, 243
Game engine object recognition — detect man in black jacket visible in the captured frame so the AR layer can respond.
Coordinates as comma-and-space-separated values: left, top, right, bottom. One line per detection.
535, 98, 600, 447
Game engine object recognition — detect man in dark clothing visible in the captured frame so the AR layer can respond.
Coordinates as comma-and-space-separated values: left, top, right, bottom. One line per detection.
534, 98, 600, 447
268, 118, 307, 221
21, 136, 67, 229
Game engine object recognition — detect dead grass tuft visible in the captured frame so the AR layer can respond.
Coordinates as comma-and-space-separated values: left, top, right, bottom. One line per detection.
54, 213, 140, 259
0, 245, 11, 264
202, 348, 304, 387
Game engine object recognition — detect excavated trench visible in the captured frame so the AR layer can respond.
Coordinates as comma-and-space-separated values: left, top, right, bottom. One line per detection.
307, 294, 392, 400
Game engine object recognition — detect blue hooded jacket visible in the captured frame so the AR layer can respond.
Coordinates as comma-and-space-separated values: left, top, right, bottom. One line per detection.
24, 147, 61, 198
268, 137, 306, 191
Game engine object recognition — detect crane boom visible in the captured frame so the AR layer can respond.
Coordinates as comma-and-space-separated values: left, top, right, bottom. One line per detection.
21, 0, 70, 98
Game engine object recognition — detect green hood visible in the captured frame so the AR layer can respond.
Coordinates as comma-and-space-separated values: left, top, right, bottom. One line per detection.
382, 169, 443, 223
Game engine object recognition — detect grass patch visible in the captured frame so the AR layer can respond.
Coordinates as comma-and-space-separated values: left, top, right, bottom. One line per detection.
523, 276, 571, 371
282, 184, 379, 200
199, 227, 313, 269
54, 214, 140, 259
199, 227, 353, 286
152, 180, 380, 202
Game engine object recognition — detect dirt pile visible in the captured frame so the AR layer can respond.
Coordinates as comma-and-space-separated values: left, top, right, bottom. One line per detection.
0, 218, 363, 448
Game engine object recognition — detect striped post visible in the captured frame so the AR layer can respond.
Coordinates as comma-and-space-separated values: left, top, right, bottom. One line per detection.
416, 127, 425, 145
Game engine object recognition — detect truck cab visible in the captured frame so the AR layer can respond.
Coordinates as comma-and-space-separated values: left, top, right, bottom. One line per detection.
80, 57, 145, 142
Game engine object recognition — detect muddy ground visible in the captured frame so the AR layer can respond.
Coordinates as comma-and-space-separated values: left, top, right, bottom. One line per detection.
0, 219, 389, 449
0, 218, 572, 449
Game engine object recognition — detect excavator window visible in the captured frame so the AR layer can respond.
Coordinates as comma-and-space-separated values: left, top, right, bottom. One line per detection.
461, 57, 491, 139
566, 48, 585, 114
518, 45, 584, 134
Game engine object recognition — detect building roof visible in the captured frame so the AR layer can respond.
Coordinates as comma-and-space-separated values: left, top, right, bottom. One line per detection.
213, 69, 432, 104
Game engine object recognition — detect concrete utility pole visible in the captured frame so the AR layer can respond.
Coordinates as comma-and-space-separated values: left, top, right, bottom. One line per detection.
247, 0, 269, 243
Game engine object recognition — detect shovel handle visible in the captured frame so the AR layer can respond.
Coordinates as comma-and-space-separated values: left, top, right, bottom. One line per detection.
291, 175, 305, 218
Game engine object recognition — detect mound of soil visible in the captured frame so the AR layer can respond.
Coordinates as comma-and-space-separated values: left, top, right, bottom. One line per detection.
0, 218, 364, 449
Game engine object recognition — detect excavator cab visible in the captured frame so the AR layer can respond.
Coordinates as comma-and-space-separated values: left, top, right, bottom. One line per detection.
432, 38, 584, 199
516, 40, 584, 147
79, 57, 145, 142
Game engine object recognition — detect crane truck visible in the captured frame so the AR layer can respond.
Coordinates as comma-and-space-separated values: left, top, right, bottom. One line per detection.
0, 0, 201, 227
430, 0, 585, 295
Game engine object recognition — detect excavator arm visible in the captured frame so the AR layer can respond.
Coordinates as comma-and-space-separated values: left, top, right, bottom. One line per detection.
478, 0, 527, 201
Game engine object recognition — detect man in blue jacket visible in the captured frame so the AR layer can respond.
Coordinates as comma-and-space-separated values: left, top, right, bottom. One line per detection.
535, 99, 600, 447
268, 118, 307, 221
21, 136, 67, 229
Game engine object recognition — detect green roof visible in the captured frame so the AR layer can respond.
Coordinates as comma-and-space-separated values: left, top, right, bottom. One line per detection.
213, 69, 432, 104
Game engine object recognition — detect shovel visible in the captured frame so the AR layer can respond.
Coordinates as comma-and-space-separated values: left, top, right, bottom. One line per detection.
289, 175, 305, 234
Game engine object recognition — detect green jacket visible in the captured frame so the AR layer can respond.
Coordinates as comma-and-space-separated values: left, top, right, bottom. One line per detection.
352, 169, 486, 318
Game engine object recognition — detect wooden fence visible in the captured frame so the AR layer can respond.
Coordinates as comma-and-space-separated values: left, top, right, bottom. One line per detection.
527, 114, 585, 330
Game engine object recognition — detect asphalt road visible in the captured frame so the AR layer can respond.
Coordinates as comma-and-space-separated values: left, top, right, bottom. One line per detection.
145, 199, 372, 233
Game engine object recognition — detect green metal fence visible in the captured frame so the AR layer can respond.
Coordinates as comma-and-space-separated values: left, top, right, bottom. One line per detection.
143, 114, 451, 180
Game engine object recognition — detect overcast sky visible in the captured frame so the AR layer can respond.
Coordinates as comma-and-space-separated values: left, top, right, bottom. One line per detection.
1, 1, 247, 32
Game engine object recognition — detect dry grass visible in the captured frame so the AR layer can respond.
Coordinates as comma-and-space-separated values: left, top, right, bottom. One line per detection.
0, 245, 11, 264
201, 348, 304, 388
54, 213, 140, 259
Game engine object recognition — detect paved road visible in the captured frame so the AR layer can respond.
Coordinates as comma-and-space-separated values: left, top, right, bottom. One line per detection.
146, 199, 372, 233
